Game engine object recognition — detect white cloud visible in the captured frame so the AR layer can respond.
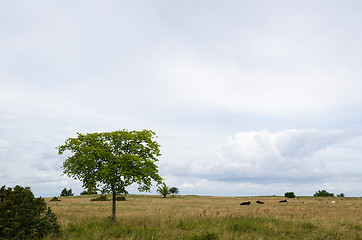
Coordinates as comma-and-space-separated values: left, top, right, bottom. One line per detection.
155, 55, 362, 115
0, 140, 10, 152
167, 130, 362, 184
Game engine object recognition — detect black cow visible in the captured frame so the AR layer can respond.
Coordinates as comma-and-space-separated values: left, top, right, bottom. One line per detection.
256, 200, 264, 204
279, 200, 288, 203
240, 201, 251, 205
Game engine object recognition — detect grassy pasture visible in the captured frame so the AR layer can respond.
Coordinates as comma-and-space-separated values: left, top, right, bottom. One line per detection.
45, 195, 362, 239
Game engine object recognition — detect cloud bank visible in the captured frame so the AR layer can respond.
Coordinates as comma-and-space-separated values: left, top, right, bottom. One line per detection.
165, 130, 362, 187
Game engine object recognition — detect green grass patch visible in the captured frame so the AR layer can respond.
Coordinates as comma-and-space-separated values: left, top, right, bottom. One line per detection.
52, 216, 320, 240
227, 216, 318, 239
45, 195, 362, 239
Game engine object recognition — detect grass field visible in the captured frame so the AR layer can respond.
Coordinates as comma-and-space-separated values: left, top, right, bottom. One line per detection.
45, 194, 362, 239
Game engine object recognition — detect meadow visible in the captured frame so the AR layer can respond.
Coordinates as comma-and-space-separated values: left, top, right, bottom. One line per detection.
45, 194, 362, 239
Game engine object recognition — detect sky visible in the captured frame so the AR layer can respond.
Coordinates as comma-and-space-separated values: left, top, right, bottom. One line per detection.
1, 0, 362, 197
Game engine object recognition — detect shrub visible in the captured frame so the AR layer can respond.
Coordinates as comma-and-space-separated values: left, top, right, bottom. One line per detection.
337, 193, 345, 197
0, 185, 60, 239
285, 192, 296, 198
91, 195, 109, 201
50, 197, 61, 202
116, 196, 126, 201
314, 190, 334, 197
80, 190, 98, 195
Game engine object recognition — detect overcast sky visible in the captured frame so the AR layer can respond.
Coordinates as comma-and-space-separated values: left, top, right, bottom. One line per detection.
1, 0, 362, 197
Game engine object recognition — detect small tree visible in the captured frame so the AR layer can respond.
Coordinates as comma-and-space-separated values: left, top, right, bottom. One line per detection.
169, 187, 179, 196
337, 193, 345, 197
60, 188, 74, 196
0, 185, 60, 239
58, 129, 163, 222
314, 190, 334, 197
157, 183, 170, 198
285, 192, 295, 198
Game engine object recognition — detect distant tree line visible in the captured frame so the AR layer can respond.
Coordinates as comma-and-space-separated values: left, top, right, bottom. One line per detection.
313, 190, 345, 197
283, 191, 345, 198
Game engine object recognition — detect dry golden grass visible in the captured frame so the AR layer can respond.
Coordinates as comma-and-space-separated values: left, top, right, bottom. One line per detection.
45, 195, 362, 239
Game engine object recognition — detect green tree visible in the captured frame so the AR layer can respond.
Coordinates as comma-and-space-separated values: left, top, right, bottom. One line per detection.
337, 193, 345, 197
0, 185, 60, 239
57, 129, 163, 221
60, 188, 74, 196
157, 183, 170, 198
314, 190, 334, 197
169, 186, 179, 196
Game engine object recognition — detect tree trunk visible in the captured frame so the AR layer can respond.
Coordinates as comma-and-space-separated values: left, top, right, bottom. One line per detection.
112, 190, 116, 222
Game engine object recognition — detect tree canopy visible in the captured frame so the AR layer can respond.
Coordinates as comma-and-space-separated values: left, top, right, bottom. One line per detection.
157, 183, 170, 198
60, 188, 74, 197
284, 192, 295, 198
57, 129, 163, 221
169, 187, 179, 196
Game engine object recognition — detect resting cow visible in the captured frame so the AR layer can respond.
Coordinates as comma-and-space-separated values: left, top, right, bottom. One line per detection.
240, 201, 251, 205
279, 200, 288, 203
256, 200, 264, 204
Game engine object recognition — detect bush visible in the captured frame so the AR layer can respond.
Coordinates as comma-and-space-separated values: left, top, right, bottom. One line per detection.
50, 197, 61, 202
0, 185, 60, 239
91, 195, 126, 201
314, 190, 334, 197
285, 192, 296, 198
337, 193, 345, 197
116, 196, 126, 201
91, 195, 109, 201
80, 190, 98, 195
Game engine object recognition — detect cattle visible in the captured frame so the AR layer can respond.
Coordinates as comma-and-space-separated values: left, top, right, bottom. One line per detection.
240, 201, 251, 205
256, 200, 264, 204
279, 200, 288, 203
